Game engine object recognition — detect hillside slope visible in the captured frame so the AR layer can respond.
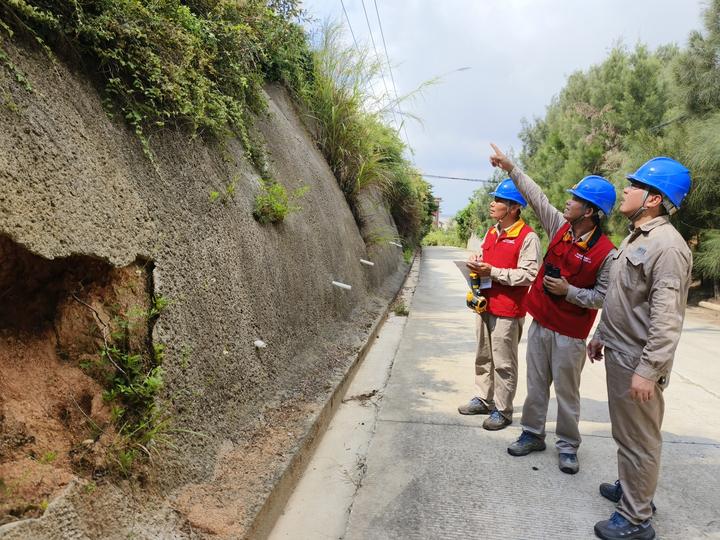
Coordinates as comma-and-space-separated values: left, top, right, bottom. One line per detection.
0, 39, 405, 538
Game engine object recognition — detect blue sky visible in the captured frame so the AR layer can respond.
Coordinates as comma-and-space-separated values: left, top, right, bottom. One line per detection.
301, 0, 706, 216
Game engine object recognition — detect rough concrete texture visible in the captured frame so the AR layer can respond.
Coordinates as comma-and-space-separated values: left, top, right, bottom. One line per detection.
0, 40, 406, 538
355, 186, 405, 287
269, 255, 420, 540
343, 247, 720, 540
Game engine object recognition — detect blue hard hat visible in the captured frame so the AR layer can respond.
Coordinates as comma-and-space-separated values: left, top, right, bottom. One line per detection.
626, 157, 691, 208
566, 175, 616, 216
490, 178, 527, 207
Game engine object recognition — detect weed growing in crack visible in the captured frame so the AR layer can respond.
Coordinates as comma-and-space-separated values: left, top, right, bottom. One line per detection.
78, 292, 170, 477
38, 450, 57, 464
209, 175, 240, 205
253, 180, 309, 224
393, 301, 409, 317
403, 248, 413, 265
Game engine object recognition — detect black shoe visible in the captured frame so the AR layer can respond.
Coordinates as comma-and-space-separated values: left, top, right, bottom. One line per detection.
458, 397, 491, 415
483, 409, 512, 431
600, 479, 623, 502
599, 480, 657, 513
594, 511, 655, 540
558, 452, 579, 474
507, 430, 546, 456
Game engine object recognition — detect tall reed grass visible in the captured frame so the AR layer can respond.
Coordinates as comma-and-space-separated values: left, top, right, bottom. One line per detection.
299, 22, 436, 244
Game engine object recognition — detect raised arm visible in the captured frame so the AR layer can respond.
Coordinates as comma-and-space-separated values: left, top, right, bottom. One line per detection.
489, 143, 565, 238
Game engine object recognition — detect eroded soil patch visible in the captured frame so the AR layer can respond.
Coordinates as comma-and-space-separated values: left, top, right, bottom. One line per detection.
0, 235, 153, 525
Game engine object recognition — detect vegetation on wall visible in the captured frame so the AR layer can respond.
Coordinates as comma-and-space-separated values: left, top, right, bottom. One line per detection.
298, 22, 436, 245
252, 180, 308, 224
79, 292, 169, 476
0, 1, 434, 239
0, 0, 308, 166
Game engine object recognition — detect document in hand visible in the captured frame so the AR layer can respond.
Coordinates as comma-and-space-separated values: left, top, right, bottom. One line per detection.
453, 260, 475, 290
453, 260, 492, 290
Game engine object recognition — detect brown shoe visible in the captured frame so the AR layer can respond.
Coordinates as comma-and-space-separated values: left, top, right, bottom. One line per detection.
483, 410, 512, 430
458, 397, 491, 415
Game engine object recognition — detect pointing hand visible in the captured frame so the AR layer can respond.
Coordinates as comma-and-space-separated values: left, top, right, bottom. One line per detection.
490, 143, 514, 172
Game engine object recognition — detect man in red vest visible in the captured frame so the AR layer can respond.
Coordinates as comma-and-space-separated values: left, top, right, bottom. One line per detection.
458, 179, 541, 431
489, 143, 617, 475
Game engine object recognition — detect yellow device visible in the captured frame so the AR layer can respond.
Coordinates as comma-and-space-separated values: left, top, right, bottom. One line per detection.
466, 272, 488, 314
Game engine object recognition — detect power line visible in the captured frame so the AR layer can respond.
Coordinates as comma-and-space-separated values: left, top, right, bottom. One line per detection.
372, 0, 410, 148
649, 113, 688, 133
339, 0, 360, 52
422, 174, 492, 183
360, 0, 398, 126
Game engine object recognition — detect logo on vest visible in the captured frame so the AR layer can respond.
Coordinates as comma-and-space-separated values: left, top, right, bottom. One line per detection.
501, 239, 515, 244
574, 252, 592, 264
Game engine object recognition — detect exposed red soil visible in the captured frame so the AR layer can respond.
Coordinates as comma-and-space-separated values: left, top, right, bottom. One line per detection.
0, 235, 151, 525
173, 401, 316, 538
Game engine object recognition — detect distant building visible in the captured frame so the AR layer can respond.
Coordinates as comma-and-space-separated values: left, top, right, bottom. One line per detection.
438, 215, 453, 230
432, 197, 442, 227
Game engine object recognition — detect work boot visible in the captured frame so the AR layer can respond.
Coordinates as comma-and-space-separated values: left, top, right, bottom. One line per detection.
599, 480, 657, 513
600, 480, 623, 502
558, 452, 579, 474
594, 511, 655, 540
483, 409, 512, 431
458, 397, 491, 415
507, 430, 546, 456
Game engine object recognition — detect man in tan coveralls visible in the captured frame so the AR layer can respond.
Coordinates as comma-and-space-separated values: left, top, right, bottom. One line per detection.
458, 179, 541, 431
588, 157, 692, 540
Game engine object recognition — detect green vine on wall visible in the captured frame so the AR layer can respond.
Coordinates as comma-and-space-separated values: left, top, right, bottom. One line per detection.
79, 294, 169, 476
0, 0, 310, 166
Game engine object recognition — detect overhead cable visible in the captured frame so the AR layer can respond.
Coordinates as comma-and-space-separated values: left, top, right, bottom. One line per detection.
339, 0, 360, 52
372, 0, 410, 147
360, 0, 398, 126
422, 174, 492, 183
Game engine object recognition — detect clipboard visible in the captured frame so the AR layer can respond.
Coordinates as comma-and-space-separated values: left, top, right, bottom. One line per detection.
453, 260, 492, 290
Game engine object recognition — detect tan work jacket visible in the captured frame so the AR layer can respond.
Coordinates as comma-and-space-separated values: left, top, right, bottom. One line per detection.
595, 215, 692, 382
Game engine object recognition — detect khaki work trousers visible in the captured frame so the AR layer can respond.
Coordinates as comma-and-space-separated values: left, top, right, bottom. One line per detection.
606, 348, 665, 524
474, 313, 524, 418
520, 320, 586, 453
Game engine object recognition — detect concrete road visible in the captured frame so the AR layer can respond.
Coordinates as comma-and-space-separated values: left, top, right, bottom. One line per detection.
272, 247, 720, 540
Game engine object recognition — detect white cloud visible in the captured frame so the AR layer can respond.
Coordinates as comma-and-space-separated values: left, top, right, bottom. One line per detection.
303, 0, 705, 214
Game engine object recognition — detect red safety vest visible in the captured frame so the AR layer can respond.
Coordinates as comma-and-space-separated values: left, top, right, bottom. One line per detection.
481, 219, 535, 318
524, 223, 615, 339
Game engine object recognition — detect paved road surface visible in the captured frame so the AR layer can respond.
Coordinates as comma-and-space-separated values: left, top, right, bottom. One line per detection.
272, 246, 720, 540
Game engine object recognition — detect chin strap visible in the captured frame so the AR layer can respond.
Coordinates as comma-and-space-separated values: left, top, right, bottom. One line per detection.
569, 202, 591, 230
569, 214, 586, 228
495, 205, 516, 230
628, 189, 651, 223
498, 207, 510, 223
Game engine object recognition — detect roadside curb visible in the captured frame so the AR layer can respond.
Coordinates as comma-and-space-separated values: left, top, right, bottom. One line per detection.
699, 300, 720, 313
246, 253, 419, 540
